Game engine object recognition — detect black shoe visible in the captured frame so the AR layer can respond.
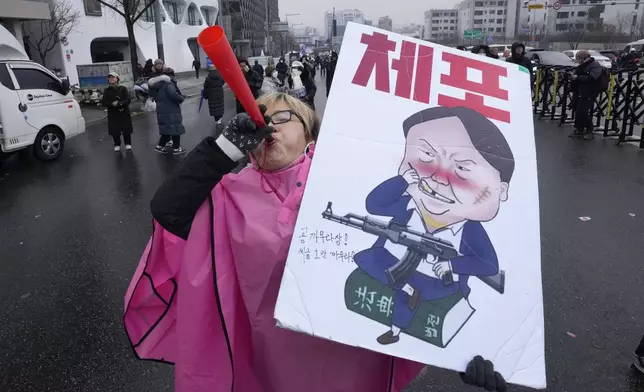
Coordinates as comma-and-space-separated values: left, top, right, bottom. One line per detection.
568, 129, 582, 138
634, 353, 644, 374
582, 132, 595, 140
376, 330, 400, 345
172, 147, 185, 155
154, 145, 165, 153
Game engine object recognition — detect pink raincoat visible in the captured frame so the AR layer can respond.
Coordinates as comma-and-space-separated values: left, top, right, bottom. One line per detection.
124, 146, 424, 391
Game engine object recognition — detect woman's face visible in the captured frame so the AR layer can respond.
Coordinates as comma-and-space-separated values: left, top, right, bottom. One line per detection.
253, 101, 308, 171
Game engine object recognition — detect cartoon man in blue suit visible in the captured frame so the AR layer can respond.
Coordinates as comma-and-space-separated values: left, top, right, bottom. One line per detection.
354, 106, 515, 345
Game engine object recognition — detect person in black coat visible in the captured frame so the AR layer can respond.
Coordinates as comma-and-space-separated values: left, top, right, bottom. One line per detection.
570, 50, 603, 140
192, 58, 201, 79
325, 51, 338, 97
275, 57, 288, 84
203, 66, 225, 124
252, 60, 264, 78
506, 42, 533, 80
471, 45, 495, 58
142, 59, 153, 78
102, 72, 133, 152
236, 59, 263, 114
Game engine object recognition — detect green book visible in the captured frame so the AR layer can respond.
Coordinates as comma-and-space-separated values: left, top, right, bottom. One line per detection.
344, 268, 475, 348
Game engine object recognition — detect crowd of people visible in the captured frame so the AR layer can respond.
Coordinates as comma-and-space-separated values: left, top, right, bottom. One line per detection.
457, 43, 606, 141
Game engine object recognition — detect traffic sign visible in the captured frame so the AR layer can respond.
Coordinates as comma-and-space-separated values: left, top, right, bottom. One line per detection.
552, 1, 562, 10
464, 29, 481, 38
528, 4, 545, 9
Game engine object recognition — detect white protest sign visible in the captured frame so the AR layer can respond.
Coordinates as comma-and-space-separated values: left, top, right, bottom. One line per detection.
275, 22, 545, 389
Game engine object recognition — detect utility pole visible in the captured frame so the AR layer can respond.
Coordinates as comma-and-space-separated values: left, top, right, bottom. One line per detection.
264, 0, 270, 55
154, 0, 164, 61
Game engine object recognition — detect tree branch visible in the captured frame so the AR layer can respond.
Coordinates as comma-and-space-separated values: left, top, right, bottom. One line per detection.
95, 0, 125, 17
133, 0, 157, 23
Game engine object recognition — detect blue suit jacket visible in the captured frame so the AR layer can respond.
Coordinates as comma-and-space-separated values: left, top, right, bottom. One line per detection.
365, 175, 500, 297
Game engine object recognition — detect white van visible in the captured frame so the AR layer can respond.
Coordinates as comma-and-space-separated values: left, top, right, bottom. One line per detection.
0, 26, 85, 162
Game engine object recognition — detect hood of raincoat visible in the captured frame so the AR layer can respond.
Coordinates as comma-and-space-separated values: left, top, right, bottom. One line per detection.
511, 42, 526, 59
123, 144, 424, 391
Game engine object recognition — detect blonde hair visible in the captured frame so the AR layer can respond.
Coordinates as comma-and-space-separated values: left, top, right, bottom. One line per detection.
256, 92, 320, 141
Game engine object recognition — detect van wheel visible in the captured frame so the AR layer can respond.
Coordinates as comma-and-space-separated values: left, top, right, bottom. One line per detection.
33, 127, 65, 161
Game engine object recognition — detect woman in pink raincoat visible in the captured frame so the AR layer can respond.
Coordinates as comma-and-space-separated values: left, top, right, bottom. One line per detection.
124, 92, 508, 392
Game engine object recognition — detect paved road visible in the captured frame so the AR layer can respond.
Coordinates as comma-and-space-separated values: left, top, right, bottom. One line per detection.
1, 75, 644, 392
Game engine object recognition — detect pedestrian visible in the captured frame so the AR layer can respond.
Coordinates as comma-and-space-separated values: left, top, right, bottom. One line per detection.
252, 60, 264, 77
203, 65, 225, 125
149, 63, 186, 154
570, 49, 602, 140
102, 72, 133, 152
634, 335, 644, 374
143, 59, 153, 78
260, 65, 285, 95
471, 45, 495, 58
506, 42, 533, 81
489, 46, 499, 59
193, 58, 201, 79
325, 51, 338, 97
276, 57, 288, 84
288, 60, 316, 110
124, 91, 507, 392
236, 58, 263, 114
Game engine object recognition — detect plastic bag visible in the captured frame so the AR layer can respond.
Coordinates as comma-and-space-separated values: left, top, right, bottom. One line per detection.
143, 99, 157, 112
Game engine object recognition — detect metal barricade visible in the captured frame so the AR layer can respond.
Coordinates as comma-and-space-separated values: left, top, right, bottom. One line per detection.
533, 66, 644, 148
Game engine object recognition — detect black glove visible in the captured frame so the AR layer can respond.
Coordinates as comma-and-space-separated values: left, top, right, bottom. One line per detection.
460, 356, 507, 392
215, 105, 274, 161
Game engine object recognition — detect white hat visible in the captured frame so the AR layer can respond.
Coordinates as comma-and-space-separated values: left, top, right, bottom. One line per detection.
108, 72, 120, 80
291, 61, 303, 68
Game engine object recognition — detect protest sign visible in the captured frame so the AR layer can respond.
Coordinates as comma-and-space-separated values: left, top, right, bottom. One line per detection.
274, 22, 545, 389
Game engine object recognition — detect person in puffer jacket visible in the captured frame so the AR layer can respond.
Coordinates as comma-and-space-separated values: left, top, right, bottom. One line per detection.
148, 66, 186, 154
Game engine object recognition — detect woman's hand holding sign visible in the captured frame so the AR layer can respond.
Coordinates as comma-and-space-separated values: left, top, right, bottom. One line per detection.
461, 356, 508, 392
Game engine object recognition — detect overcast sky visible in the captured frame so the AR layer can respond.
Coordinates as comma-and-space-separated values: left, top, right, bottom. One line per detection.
280, 0, 460, 33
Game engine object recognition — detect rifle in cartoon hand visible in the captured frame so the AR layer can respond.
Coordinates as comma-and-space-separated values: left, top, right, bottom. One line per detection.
321, 202, 505, 294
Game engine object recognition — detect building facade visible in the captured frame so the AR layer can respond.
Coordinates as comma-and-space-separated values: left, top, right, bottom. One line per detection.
23, 0, 219, 85
220, 0, 277, 57
457, 0, 518, 41
324, 9, 365, 39
516, 0, 643, 38
378, 16, 393, 31
0, 0, 50, 43
425, 9, 459, 41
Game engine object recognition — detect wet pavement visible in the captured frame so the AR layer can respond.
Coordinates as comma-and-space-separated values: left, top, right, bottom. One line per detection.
1, 74, 644, 392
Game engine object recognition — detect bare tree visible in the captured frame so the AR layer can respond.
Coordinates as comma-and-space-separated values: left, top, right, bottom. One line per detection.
95, 0, 158, 77
25, 0, 80, 68
600, 14, 629, 49
561, 23, 586, 49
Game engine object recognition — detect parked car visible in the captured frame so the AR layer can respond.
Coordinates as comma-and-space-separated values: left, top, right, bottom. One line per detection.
0, 25, 85, 162
562, 50, 612, 68
528, 50, 577, 67
599, 50, 619, 68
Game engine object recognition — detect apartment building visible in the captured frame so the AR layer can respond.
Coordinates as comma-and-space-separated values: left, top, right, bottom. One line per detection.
546, 0, 643, 34
458, 0, 518, 39
378, 16, 393, 31
425, 9, 459, 41
324, 9, 364, 39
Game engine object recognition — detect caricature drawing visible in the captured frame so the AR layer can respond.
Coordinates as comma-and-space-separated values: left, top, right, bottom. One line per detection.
327, 106, 515, 347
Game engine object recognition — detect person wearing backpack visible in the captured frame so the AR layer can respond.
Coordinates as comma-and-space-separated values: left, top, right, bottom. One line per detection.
570, 50, 604, 140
